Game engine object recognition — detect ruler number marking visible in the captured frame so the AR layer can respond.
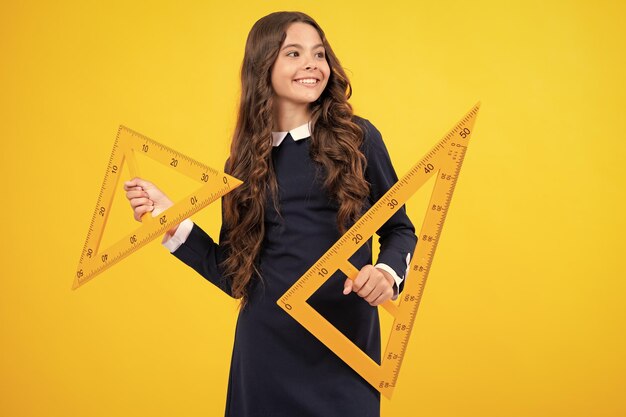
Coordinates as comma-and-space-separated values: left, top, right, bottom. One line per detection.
274, 103, 480, 398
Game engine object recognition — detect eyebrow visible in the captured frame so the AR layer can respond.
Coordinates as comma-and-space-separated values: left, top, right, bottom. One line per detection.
281, 43, 325, 51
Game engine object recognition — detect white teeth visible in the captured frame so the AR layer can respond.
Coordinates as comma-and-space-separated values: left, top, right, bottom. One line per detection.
295, 79, 318, 85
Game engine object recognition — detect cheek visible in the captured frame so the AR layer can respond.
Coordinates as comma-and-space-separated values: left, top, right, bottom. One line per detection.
321, 66, 332, 87
270, 70, 287, 95
270, 72, 279, 92
271, 65, 294, 89
321, 63, 331, 81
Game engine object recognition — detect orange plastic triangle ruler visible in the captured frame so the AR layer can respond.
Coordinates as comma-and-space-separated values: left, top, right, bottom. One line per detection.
277, 102, 481, 399
73, 125, 242, 290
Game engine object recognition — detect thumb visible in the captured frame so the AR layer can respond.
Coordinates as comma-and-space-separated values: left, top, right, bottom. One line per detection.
343, 278, 353, 295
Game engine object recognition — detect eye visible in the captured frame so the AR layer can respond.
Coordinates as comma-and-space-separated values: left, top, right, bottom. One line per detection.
287, 51, 299, 57
316, 51, 326, 58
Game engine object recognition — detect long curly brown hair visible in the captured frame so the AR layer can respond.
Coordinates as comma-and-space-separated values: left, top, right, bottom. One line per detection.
221, 11, 369, 307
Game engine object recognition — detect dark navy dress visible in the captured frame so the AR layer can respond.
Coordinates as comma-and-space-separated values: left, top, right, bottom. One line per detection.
170, 116, 417, 417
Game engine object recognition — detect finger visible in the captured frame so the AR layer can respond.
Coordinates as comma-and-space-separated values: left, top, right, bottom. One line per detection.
134, 205, 154, 222
132, 177, 153, 189
365, 285, 384, 303
343, 278, 353, 295
126, 190, 149, 200
370, 288, 394, 306
123, 185, 145, 194
356, 277, 376, 299
123, 178, 141, 190
353, 265, 374, 292
124, 177, 152, 191
129, 198, 153, 209
367, 280, 392, 303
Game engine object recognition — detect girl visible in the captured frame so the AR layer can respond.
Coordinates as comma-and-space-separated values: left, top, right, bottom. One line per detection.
124, 11, 417, 417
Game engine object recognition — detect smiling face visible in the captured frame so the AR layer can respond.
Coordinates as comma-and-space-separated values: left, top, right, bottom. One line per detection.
270, 22, 331, 115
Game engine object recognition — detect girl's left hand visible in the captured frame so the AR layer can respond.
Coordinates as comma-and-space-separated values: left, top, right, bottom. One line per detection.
343, 265, 395, 306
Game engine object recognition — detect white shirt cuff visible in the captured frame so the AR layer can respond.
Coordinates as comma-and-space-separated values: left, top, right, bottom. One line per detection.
375, 253, 411, 301
161, 218, 194, 253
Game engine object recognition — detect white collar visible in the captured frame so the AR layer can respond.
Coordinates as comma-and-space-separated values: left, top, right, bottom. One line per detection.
271, 121, 312, 147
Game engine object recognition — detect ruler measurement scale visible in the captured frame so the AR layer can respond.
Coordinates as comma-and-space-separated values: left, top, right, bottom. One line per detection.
278, 103, 480, 398
74, 125, 242, 290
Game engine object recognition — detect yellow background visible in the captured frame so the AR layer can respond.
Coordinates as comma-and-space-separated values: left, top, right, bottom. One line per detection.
1, 0, 624, 416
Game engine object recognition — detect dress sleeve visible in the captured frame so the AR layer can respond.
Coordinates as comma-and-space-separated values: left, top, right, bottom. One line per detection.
169, 211, 235, 297
359, 117, 418, 295
168, 159, 236, 297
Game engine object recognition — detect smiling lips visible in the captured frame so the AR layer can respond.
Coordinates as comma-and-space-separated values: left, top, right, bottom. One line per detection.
294, 78, 320, 86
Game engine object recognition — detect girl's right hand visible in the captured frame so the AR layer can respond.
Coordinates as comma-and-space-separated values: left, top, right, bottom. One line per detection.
123, 177, 174, 222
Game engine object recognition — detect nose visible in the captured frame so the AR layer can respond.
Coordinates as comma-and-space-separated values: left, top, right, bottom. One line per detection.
305, 61, 318, 70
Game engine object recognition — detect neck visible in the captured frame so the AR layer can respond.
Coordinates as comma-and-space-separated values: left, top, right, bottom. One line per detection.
273, 101, 311, 132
